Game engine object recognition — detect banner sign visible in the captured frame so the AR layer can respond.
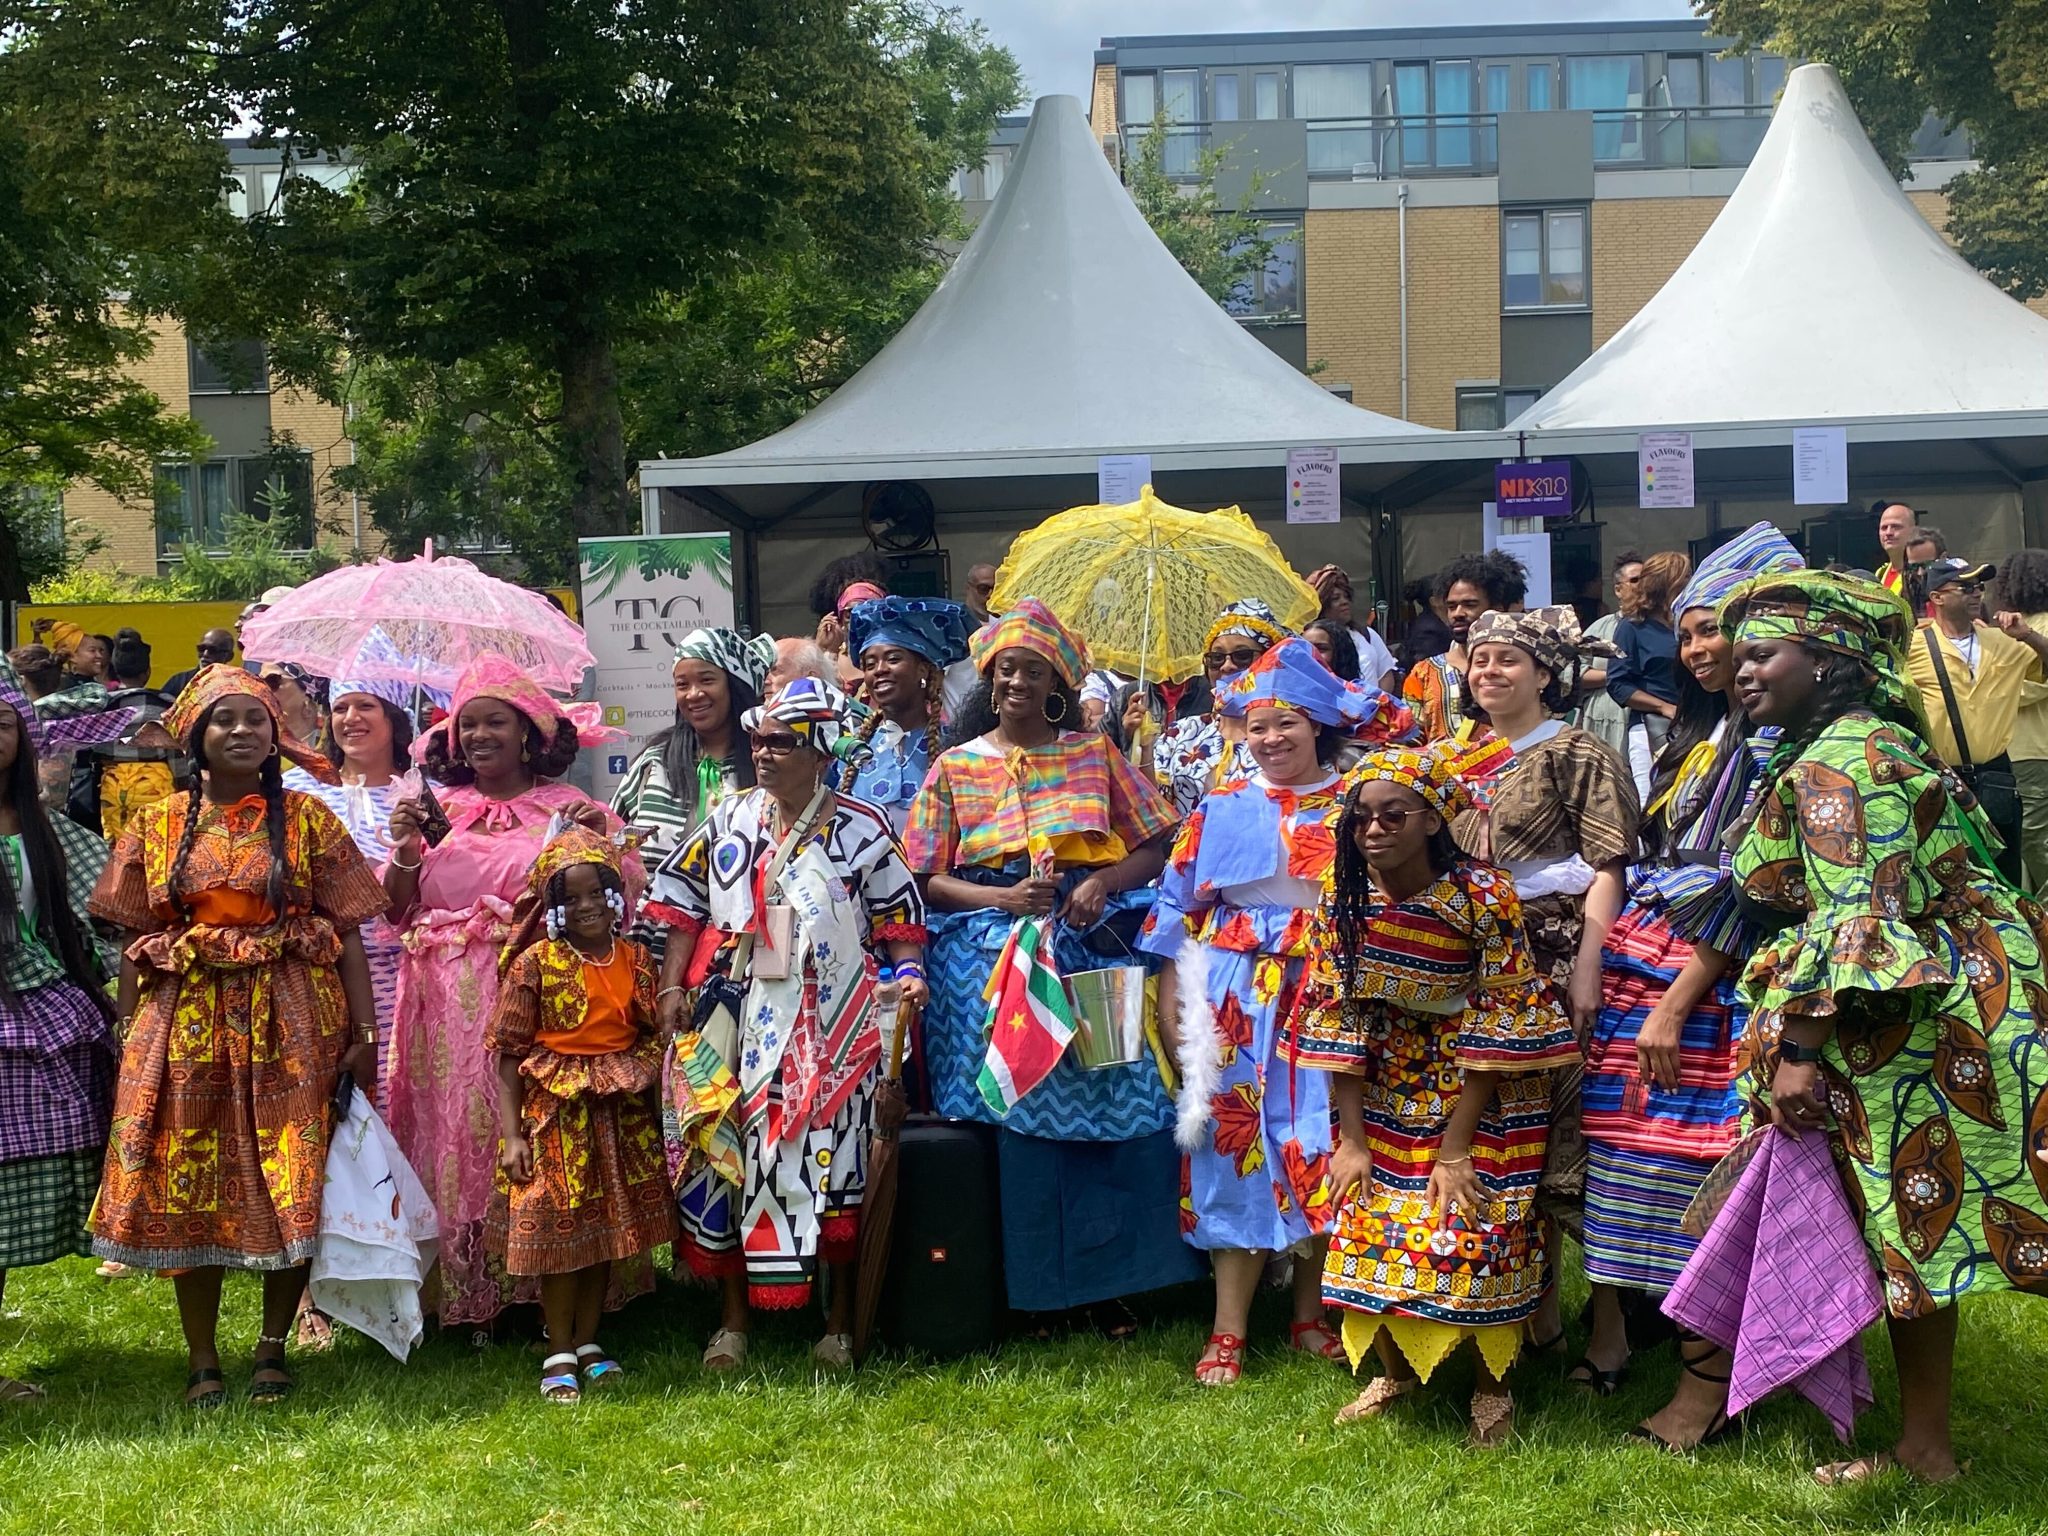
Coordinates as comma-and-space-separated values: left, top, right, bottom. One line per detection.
1493, 460, 1573, 519
576, 533, 735, 803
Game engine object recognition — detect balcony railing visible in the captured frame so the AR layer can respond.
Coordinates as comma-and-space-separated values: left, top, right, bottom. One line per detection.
1121, 105, 1796, 182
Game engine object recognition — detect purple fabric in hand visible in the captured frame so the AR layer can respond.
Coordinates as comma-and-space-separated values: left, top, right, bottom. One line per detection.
1663, 1125, 1884, 1442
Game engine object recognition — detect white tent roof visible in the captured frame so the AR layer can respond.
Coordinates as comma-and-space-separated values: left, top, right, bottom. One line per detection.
1515, 63, 2048, 435
642, 93, 1429, 493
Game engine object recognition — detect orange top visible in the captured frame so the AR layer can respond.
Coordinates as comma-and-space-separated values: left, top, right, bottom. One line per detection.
537, 943, 639, 1056
187, 887, 276, 927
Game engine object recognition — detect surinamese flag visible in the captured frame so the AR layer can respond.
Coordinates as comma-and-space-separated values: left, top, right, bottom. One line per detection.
976, 912, 1075, 1116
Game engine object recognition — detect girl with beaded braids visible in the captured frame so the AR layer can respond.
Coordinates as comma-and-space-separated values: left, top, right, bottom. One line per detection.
489, 826, 675, 1403
86, 665, 387, 1407
841, 597, 972, 837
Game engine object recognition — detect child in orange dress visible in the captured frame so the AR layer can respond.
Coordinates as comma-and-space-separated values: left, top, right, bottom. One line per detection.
488, 826, 677, 1403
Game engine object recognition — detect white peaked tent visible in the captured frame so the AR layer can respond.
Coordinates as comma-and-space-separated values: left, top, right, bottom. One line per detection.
1516, 63, 2048, 435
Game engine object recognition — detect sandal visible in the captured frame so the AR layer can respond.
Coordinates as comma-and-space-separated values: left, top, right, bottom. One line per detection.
94, 1260, 135, 1280
1469, 1387, 1515, 1448
1334, 1374, 1417, 1425
294, 1305, 335, 1353
0, 1378, 46, 1403
1629, 1333, 1737, 1454
1088, 1299, 1140, 1342
249, 1334, 294, 1405
540, 1352, 582, 1404
184, 1366, 226, 1409
1812, 1452, 1897, 1486
812, 1332, 855, 1371
702, 1328, 749, 1372
575, 1343, 624, 1387
1288, 1318, 1346, 1362
1193, 1333, 1245, 1387
1566, 1354, 1629, 1397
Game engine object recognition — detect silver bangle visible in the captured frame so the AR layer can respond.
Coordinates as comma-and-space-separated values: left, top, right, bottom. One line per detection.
389, 852, 422, 871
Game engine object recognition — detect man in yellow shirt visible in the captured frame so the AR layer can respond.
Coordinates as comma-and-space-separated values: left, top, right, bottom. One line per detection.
1875, 501, 1915, 594
1905, 558, 2048, 885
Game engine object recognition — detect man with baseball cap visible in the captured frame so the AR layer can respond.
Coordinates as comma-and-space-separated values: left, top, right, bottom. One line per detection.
1906, 558, 2048, 884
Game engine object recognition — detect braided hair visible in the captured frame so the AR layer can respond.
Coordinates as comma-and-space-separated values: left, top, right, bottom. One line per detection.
170, 704, 290, 927
543, 863, 626, 942
855, 656, 947, 763
0, 711, 114, 1021
1326, 779, 1461, 996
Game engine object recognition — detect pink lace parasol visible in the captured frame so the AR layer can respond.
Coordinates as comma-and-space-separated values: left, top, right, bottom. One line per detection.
239, 550, 595, 695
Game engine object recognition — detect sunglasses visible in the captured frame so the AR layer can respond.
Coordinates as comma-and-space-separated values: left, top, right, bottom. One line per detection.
1354, 806, 1418, 831
1205, 647, 1262, 670
748, 730, 804, 757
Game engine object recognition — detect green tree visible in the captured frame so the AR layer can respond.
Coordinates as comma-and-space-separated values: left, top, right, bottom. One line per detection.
1707, 0, 2048, 297
1123, 115, 1275, 309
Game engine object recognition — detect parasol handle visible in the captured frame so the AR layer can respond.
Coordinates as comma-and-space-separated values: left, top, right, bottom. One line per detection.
889, 998, 919, 1081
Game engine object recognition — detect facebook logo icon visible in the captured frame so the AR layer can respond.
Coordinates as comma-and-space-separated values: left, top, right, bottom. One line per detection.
608, 754, 628, 774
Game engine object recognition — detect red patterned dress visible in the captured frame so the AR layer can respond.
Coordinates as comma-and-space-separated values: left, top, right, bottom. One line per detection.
87, 791, 388, 1270
1282, 858, 1578, 1380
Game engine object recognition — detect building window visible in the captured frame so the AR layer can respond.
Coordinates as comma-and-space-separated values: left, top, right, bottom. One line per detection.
1567, 54, 1646, 161
1121, 68, 1201, 174
1295, 62, 1374, 175
1456, 385, 1503, 431
188, 340, 269, 395
1226, 219, 1302, 319
1502, 207, 1588, 309
155, 452, 314, 555
1526, 61, 1557, 111
1504, 388, 1542, 423
1212, 74, 1239, 122
1253, 71, 1282, 120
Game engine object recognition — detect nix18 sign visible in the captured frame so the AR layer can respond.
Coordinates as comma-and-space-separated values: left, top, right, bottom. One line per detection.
1493, 460, 1573, 519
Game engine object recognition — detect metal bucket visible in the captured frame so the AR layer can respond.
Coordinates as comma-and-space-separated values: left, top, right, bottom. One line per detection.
1064, 966, 1151, 1070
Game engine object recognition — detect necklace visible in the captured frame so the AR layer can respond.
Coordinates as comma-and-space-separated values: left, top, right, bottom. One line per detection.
572, 939, 617, 967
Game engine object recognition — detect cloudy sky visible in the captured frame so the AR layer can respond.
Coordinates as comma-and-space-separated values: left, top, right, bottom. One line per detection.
967, 1, 1699, 100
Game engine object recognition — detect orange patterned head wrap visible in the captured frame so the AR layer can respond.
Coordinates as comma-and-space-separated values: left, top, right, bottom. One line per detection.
163, 663, 338, 784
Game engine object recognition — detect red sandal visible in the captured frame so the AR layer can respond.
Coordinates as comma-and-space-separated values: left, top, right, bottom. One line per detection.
1289, 1317, 1347, 1361
1194, 1332, 1245, 1386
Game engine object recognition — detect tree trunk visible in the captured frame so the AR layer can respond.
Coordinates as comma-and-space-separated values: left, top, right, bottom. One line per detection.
556, 321, 634, 539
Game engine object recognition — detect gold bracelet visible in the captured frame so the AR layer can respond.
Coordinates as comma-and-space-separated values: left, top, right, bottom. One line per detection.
354, 1025, 377, 1045
1435, 1153, 1472, 1166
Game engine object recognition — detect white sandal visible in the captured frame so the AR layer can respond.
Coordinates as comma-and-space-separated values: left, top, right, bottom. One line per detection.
702, 1328, 749, 1372
540, 1352, 581, 1404
812, 1332, 855, 1370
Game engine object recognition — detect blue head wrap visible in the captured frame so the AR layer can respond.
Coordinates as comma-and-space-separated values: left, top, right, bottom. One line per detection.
846, 597, 972, 671
1216, 637, 1414, 742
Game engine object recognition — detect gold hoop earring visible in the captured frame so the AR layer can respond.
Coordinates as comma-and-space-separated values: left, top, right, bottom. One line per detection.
521, 744, 531, 762
1044, 693, 1068, 724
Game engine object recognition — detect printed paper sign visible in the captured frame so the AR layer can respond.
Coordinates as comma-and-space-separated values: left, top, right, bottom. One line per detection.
1097, 454, 1152, 506
1285, 446, 1341, 524
1638, 431, 1695, 509
1792, 426, 1848, 506
576, 533, 735, 803
1496, 532, 1553, 607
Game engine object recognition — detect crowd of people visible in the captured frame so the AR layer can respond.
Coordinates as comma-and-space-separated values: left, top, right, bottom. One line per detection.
2, 505, 2045, 1487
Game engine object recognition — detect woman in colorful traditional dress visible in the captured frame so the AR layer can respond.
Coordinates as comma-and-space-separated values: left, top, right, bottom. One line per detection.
651, 678, 927, 1370
1455, 605, 1641, 1370
1674, 569, 2048, 1484
609, 628, 775, 921
1152, 600, 1291, 817
1283, 742, 1579, 1444
1143, 639, 1413, 1384
1576, 525, 1803, 1443
907, 599, 1195, 1335
0, 664, 118, 1401
841, 597, 971, 837
490, 826, 677, 1402
87, 666, 387, 1406
383, 656, 642, 1336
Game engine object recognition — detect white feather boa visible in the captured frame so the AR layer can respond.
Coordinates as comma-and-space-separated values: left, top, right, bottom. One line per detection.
1172, 936, 1221, 1152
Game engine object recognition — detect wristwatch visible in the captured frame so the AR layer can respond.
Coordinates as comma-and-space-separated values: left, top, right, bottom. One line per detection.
1776, 1038, 1825, 1064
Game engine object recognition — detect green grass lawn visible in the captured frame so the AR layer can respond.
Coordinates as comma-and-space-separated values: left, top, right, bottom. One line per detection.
3, 1252, 2046, 1536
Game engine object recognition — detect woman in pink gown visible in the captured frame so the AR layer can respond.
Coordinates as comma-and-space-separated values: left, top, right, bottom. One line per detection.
382, 657, 644, 1331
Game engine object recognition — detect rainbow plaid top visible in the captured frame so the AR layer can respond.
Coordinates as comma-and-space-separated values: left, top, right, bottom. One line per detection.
905, 732, 1176, 874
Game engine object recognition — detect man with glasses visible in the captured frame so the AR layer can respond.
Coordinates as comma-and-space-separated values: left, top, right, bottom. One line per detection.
161, 629, 238, 697
1905, 558, 2048, 884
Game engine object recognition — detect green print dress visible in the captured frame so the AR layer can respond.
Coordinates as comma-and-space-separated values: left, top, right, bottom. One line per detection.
1733, 711, 2048, 1315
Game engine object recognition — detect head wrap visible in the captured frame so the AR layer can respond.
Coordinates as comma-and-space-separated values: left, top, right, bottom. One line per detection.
1676, 522, 1804, 618
1718, 569, 1919, 719
40, 621, 86, 659
1467, 604, 1622, 679
846, 597, 972, 671
1202, 598, 1291, 657
0, 659, 43, 760
164, 663, 339, 784
328, 675, 447, 714
969, 596, 1088, 688
1306, 564, 1353, 598
743, 677, 871, 769
835, 580, 889, 617
1217, 637, 1416, 742
500, 823, 633, 965
259, 659, 329, 708
416, 654, 622, 764
673, 627, 776, 702
1344, 739, 1488, 822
